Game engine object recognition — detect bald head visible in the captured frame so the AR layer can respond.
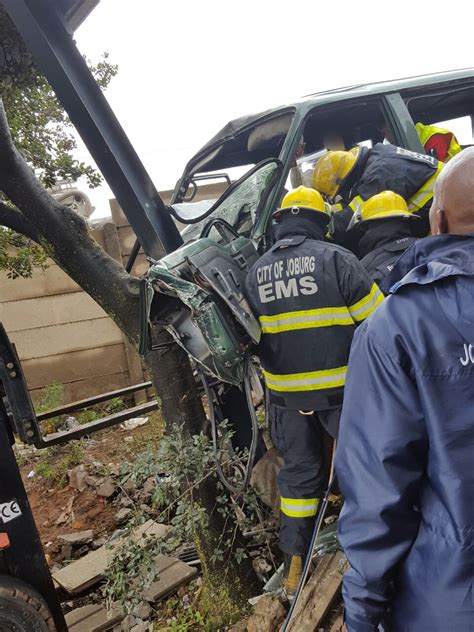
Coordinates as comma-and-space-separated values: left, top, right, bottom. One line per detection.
430, 147, 474, 235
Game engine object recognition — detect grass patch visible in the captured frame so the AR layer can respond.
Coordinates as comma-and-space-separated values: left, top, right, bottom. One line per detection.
36, 382, 65, 433
35, 381, 131, 433
196, 580, 248, 630
35, 441, 84, 487
76, 396, 127, 425
128, 410, 164, 453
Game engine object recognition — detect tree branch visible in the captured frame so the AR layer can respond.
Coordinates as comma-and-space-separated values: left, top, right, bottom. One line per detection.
0, 201, 40, 242
0, 99, 74, 219
0, 98, 142, 342
0, 100, 16, 159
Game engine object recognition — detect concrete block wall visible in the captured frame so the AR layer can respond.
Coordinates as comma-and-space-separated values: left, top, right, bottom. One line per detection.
0, 182, 227, 405
0, 243, 131, 404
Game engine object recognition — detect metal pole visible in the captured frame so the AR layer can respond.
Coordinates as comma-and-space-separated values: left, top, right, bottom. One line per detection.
3, 0, 183, 258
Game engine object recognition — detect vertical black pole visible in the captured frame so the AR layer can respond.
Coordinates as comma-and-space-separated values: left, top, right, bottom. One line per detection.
3, 0, 183, 259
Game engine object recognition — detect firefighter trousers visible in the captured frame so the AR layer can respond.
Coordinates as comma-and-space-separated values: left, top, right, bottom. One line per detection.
270, 405, 341, 557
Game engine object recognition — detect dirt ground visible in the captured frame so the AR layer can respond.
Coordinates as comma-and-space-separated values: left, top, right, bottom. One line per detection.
19, 413, 163, 565
16, 413, 343, 631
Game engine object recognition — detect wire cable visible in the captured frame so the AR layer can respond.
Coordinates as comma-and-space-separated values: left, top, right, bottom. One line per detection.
200, 353, 259, 494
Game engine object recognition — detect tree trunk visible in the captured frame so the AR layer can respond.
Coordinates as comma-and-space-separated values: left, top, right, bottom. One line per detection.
145, 326, 261, 599
0, 101, 260, 602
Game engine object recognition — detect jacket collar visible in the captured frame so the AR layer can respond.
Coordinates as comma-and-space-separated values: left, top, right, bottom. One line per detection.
340, 145, 370, 199
380, 234, 474, 295
270, 235, 306, 251
273, 214, 327, 243
358, 221, 413, 258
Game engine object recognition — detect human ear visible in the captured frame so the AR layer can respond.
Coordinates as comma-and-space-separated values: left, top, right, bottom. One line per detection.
436, 209, 449, 235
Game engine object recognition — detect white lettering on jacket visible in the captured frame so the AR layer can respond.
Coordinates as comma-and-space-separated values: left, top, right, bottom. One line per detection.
459, 343, 474, 366
256, 256, 318, 303
258, 276, 318, 303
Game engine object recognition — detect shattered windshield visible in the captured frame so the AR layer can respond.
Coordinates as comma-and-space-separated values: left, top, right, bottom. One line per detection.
181, 160, 280, 243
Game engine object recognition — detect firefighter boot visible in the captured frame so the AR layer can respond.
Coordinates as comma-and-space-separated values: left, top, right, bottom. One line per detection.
283, 553, 303, 597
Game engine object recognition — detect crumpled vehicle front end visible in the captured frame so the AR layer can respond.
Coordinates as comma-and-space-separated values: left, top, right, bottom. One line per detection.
140, 236, 261, 386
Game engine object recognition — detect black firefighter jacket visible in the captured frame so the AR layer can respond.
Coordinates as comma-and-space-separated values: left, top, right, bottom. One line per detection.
245, 216, 384, 411
360, 237, 417, 286
332, 143, 443, 250
357, 223, 418, 287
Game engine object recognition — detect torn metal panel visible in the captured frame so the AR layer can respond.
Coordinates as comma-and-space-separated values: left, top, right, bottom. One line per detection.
150, 264, 244, 385
141, 236, 260, 386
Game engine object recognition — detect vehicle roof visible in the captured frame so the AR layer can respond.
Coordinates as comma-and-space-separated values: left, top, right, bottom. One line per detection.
297, 67, 474, 104
186, 68, 474, 176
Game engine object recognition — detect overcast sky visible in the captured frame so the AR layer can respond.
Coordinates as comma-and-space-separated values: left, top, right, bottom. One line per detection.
74, 0, 474, 218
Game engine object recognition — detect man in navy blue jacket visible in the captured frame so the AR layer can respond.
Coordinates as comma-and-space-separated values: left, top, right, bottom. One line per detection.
336, 148, 474, 632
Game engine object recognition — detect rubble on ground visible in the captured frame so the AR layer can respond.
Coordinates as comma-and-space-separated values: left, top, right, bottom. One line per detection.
96, 478, 117, 498
18, 426, 347, 631
68, 464, 88, 492
246, 594, 286, 632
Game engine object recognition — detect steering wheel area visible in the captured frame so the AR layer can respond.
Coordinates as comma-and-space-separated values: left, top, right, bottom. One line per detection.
199, 217, 241, 243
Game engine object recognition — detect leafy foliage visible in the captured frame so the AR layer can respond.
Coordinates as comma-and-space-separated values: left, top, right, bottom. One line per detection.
103, 424, 265, 618
0, 7, 117, 188
76, 396, 126, 425
35, 381, 65, 432
0, 228, 48, 277
0, 7, 117, 277
35, 381, 127, 432
35, 381, 65, 413
35, 441, 84, 487
167, 606, 206, 631
2, 55, 116, 189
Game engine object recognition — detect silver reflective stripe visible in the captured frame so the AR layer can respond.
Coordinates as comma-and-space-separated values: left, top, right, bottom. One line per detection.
408, 186, 434, 210
281, 500, 319, 516
260, 311, 351, 329
407, 163, 443, 211
349, 288, 384, 320
264, 370, 347, 389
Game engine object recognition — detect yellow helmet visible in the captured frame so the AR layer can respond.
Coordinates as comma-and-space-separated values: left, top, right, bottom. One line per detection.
312, 147, 360, 198
347, 191, 416, 230
274, 186, 327, 219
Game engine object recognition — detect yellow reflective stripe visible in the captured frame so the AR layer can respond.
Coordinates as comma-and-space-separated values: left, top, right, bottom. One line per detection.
263, 366, 347, 392
281, 507, 318, 517
260, 307, 350, 323
331, 203, 344, 213
348, 195, 364, 213
281, 497, 320, 518
349, 283, 380, 313
407, 161, 443, 211
353, 292, 384, 321
349, 283, 384, 322
281, 496, 319, 506
259, 307, 354, 333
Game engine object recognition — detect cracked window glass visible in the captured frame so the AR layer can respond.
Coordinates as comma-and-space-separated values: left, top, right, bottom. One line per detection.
181, 160, 280, 243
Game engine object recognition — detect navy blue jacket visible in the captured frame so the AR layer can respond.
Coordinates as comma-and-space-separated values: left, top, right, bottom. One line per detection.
245, 215, 382, 411
332, 144, 442, 250
336, 235, 474, 632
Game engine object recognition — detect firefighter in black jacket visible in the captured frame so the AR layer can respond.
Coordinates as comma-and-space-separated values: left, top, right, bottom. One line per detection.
245, 186, 384, 594
348, 191, 419, 287
311, 142, 443, 250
